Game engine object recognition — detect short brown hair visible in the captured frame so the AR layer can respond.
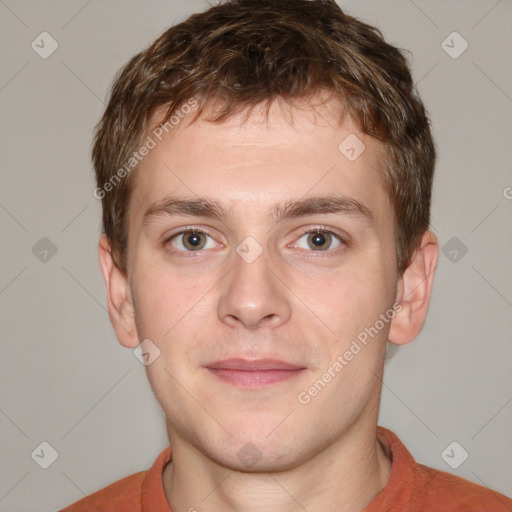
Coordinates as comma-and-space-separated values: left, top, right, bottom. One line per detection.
92, 0, 436, 273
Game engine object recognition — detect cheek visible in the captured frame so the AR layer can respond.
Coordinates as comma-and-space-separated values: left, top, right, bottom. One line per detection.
309, 264, 392, 337
131, 262, 206, 341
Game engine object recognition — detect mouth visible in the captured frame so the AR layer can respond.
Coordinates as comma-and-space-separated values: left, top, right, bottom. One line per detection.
204, 358, 306, 389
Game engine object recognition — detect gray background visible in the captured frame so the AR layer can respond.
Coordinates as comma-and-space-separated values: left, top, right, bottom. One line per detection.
0, 0, 511, 510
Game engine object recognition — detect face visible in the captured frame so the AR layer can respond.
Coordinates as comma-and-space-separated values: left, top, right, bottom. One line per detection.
123, 97, 401, 471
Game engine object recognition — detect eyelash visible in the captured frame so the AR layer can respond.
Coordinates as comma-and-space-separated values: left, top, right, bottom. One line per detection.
164, 225, 347, 257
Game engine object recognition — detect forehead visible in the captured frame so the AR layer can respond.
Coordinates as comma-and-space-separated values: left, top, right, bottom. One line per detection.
131, 96, 391, 224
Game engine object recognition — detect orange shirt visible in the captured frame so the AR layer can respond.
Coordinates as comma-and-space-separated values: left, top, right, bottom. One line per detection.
60, 426, 512, 511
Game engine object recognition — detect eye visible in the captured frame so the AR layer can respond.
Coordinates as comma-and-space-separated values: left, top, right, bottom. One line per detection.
293, 229, 344, 252
168, 229, 217, 252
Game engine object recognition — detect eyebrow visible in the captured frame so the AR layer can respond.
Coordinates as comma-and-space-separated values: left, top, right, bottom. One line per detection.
142, 194, 374, 226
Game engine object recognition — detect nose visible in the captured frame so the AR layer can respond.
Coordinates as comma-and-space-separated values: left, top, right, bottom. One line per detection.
217, 245, 292, 330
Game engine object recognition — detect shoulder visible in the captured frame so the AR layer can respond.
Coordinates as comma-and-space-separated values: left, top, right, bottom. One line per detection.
59, 471, 146, 511
415, 464, 512, 509
414, 463, 512, 511
374, 427, 512, 511
59, 446, 172, 512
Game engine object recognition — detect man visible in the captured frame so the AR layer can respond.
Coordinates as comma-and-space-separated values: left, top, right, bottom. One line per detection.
62, 0, 512, 510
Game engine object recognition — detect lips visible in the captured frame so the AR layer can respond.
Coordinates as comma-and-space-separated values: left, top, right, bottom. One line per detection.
204, 358, 306, 388
206, 358, 304, 371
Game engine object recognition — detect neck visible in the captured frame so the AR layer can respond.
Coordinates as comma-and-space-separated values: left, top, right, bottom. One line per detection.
163, 420, 391, 512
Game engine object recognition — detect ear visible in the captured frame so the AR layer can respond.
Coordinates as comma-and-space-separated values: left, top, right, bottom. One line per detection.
388, 230, 438, 345
98, 234, 139, 348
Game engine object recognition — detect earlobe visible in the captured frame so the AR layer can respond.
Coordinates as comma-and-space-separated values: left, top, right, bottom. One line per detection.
388, 230, 438, 346
98, 235, 139, 348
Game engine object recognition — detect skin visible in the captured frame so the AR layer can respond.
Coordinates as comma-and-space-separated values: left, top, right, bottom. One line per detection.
99, 94, 438, 512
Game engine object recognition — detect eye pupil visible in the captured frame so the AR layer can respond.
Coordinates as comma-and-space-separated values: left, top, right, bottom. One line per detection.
308, 232, 330, 250
184, 232, 204, 250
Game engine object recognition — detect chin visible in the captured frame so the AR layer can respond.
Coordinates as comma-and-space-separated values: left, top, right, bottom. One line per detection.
201, 424, 309, 473
214, 443, 304, 474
